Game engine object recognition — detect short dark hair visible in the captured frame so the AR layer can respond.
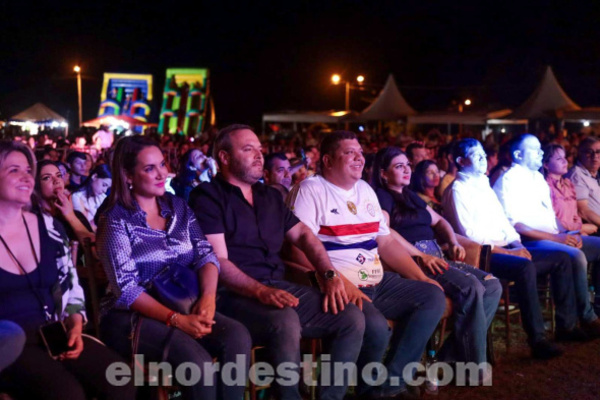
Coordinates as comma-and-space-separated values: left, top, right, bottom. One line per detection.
264, 152, 288, 171
578, 136, 599, 160
66, 151, 86, 165
212, 124, 253, 166
406, 141, 425, 161
319, 130, 357, 166
452, 138, 481, 170
509, 134, 536, 161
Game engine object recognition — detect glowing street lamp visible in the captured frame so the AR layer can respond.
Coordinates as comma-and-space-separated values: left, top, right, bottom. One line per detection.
74, 65, 82, 127
330, 74, 365, 111
464, 98, 472, 106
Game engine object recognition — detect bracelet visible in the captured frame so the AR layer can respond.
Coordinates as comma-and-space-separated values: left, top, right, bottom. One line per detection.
165, 311, 178, 327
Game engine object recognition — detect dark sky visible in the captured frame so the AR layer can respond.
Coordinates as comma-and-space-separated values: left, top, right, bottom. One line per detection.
3, 1, 600, 128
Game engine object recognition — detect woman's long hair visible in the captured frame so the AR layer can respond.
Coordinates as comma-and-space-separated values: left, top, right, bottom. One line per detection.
173, 149, 200, 191
75, 164, 112, 198
107, 136, 161, 211
372, 146, 420, 226
410, 159, 438, 194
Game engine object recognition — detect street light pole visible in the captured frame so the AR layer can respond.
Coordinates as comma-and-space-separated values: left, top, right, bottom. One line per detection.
345, 81, 350, 111
74, 66, 82, 127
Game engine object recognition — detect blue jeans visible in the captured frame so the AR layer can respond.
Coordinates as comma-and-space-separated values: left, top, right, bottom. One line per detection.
0, 320, 25, 372
358, 272, 446, 396
414, 240, 502, 364
101, 311, 252, 400
490, 248, 577, 344
525, 239, 599, 324
217, 280, 365, 400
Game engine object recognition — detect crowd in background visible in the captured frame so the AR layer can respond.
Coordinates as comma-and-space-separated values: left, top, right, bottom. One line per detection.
2, 121, 600, 400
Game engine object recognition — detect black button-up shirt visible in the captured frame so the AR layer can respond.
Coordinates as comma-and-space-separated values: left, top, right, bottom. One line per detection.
190, 175, 300, 283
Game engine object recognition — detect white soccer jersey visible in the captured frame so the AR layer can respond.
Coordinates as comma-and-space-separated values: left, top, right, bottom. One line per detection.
289, 175, 390, 287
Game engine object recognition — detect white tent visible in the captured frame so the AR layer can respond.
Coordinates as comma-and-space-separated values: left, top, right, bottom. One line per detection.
356, 74, 417, 121
511, 66, 581, 119
10, 103, 67, 123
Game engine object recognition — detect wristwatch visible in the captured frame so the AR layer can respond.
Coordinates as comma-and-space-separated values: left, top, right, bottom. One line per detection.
322, 270, 338, 281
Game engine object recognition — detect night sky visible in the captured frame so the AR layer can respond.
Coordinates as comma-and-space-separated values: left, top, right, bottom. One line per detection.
3, 1, 600, 129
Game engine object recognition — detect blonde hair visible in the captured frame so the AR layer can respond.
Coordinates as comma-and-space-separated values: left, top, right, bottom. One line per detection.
0, 140, 37, 180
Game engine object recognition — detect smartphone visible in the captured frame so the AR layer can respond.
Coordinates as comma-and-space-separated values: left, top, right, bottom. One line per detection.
39, 321, 70, 357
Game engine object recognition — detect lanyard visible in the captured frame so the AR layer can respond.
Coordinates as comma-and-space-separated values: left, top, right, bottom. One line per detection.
0, 213, 52, 322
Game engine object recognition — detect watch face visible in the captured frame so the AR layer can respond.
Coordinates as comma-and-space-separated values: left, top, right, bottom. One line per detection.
325, 270, 335, 279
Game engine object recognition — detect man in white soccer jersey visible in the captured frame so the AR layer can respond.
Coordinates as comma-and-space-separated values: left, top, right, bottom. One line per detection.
289, 131, 446, 400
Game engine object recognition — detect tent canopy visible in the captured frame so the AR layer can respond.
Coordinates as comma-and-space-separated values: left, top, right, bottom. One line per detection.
511, 66, 581, 119
10, 103, 66, 123
357, 74, 417, 121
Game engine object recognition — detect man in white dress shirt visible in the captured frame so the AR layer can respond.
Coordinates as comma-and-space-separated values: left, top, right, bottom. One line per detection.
492, 134, 600, 338
443, 138, 577, 358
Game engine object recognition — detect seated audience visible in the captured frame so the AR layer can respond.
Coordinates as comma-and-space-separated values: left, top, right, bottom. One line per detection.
0, 141, 133, 400
371, 145, 500, 368
97, 136, 251, 400
190, 125, 365, 400
543, 143, 600, 315
411, 159, 444, 214
173, 148, 217, 201
493, 134, 600, 338
289, 132, 446, 398
66, 151, 88, 192
443, 138, 576, 358
566, 136, 600, 228
71, 164, 112, 231
35, 160, 94, 244
436, 143, 457, 198
263, 152, 294, 199
406, 141, 429, 170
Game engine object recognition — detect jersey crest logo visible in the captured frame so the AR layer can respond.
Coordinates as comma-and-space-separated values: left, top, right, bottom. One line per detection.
366, 203, 375, 217
358, 269, 368, 281
347, 201, 357, 215
356, 253, 366, 264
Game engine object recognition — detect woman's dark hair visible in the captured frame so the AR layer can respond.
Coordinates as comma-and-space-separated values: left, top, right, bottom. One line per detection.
372, 146, 419, 224
75, 164, 112, 198
35, 160, 58, 195
108, 135, 161, 211
410, 160, 438, 194
172, 149, 201, 195
541, 143, 565, 178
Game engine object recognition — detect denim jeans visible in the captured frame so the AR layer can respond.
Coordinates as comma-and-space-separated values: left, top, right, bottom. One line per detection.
490, 248, 577, 345
357, 272, 446, 397
0, 320, 25, 372
101, 311, 252, 400
413, 240, 502, 364
524, 240, 599, 324
578, 235, 600, 315
217, 280, 365, 400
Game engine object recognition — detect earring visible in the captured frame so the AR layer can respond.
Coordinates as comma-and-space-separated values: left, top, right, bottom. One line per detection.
128, 183, 133, 190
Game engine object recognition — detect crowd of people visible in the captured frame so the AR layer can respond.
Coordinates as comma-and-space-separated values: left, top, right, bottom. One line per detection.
1, 123, 600, 400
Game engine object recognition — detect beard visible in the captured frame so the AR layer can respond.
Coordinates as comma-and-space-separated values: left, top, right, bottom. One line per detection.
230, 157, 263, 185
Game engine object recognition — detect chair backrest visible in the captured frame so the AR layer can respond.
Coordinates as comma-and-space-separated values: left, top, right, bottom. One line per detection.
80, 237, 108, 336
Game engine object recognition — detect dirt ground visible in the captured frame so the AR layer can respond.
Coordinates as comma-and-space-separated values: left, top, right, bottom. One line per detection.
439, 321, 600, 400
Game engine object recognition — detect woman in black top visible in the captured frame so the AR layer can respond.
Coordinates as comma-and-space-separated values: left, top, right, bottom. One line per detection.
0, 141, 133, 399
372, 146, 502, 367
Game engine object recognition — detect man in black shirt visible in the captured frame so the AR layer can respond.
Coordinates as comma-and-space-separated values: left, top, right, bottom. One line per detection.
190, 124, 365, 400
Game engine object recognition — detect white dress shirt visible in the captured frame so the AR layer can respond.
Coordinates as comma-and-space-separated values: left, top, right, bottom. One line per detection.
72, 191, 107, 230
492, 163, 559, 234
442, 171, 520, 248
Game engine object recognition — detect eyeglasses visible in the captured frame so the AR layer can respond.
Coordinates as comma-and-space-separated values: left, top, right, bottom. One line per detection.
584, 149, 600, 157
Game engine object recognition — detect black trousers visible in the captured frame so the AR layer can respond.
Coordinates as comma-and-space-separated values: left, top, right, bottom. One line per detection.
1, 334, 136, 400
